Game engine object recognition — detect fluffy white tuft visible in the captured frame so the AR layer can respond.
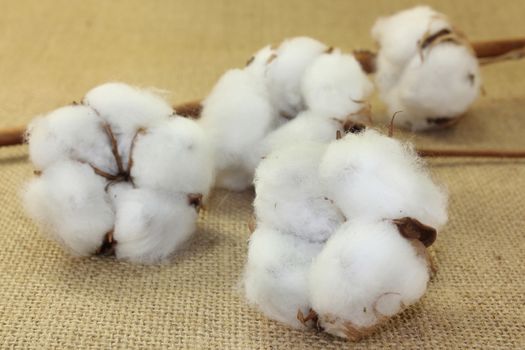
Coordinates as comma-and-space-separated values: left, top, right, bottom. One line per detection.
309, 220, 430, 337
301, 52, 374, 121
266, 37, 327, 118
244, 226, 323, 328
319, 129, 448, 230
131, 117, 214, 197
27, 105, 116, 173
22, 161, 114, 256
200, 68, 278, 191
111, 187, 198, 264
254, 141, 344, 242
84, 82, 174, 167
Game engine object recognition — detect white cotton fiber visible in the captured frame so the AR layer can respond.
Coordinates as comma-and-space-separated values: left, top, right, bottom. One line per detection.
131, 117, 214, 197
200, 68, 278, 191
372, 6, 450, 68
23, 161, 114, 256
319, 129, 448, 229
244, 226, 324, 328
372, 6, 480, 131
111, 188, 197, 264
301, 52, 374, 121
251, 110, 342, 167
84, 82, 174, 167
27, 105, 116, 173
309, 220, 430, 339
254, 142, 344, 243
266, 37, 327, 118
385, 43, 481, 131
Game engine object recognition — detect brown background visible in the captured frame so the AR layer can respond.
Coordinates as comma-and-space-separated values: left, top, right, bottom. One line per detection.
1, 0, 524, 348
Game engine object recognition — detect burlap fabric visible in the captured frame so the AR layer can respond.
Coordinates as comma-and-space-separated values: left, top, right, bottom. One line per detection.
1, 0, 524, 348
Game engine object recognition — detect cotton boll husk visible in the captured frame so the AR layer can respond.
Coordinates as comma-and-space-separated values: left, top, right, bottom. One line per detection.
309, 220, 430, 339
250, 110, 342, 169
372, 6, 451, 68
245, 45, 275, 78
22, 161, 114, 256
266, 37, 327, 118
27, 105, 116, 173
254, 142, 344, 242
200, 68, 278, 191
84, 82, 174, 168
319, 129, 447, 230
111, 187, 197, 264
244, 226, 324, 328
131, 117, 214, 197
386, 43, 481, 131
301, 52, 374, 121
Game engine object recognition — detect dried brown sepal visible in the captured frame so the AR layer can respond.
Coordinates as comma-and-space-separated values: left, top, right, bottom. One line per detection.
335, 130, 342, 140
245, 55, 255, 66
279, 111, 294, 120
426, 116, 463, 128
320, 313, 384, 341
297, 309, 321, 330
187, 193, 203, 212
96, 231, 117, 257
343, 120, 366, 134
173, 101, 202, 119
352, 49, 376, 74
33, 170, 42, 176
392, 217, 437, 247
324, 46, 334, 54
266, 53, 278, 64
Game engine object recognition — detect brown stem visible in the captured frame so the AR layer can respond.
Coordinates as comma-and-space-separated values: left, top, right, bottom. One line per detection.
417, 149, 525, 158
473, 37, 525, 64
0, 126, 26, 146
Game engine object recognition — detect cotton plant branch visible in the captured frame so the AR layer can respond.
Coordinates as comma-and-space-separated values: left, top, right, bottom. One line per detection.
0, 37, 524, 148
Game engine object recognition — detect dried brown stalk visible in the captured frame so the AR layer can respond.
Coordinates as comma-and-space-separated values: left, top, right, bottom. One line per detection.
0, 126, 25, 146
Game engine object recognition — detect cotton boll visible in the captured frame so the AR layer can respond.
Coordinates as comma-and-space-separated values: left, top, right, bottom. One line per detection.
27, 105, 117, 173
254, 142, 344, 242
319, 129, 447, 230
84, 82, 174, 167
244, 226, 324, 328
266, 37, 328, 118
309, 220, 430, 340
22, 161, 114, 256
386, 43, 481, 131
131, 117, 214, 197
200, 68, 278, 191
372, 6, 451, 68
301, 52, 374, 121
111, 188, 197, 264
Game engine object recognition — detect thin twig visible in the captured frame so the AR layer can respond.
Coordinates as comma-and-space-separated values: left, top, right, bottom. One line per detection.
0, 126, 25, 146
418, 149, 525, 158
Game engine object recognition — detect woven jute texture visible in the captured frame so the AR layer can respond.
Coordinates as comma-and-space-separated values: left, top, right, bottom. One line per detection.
1, 0, 524, 348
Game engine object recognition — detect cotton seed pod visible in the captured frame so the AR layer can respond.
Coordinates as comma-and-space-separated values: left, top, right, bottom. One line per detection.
24, 82, 212, 263
200, 68, 279, 191
319, 129, 448, 230
244, 226, 324, 328
372, 6, 480, 130
266, 36, 328, 119
309, 219, 433, 340
253, 141, 344, 242
301, 51, 374, 122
